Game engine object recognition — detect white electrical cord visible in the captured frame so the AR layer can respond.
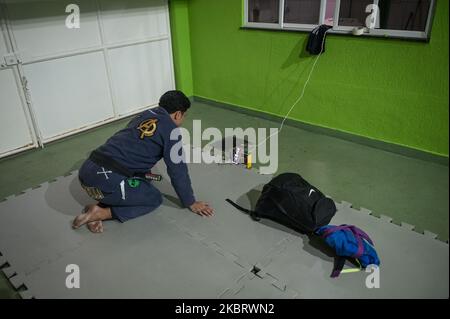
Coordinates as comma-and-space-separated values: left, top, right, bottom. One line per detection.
250, 28, 331, 153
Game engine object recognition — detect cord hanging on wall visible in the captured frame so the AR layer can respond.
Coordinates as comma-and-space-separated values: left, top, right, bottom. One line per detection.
249, 25, 332, 159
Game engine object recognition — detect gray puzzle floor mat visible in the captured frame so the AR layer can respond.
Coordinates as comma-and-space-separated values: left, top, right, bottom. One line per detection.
0, 155, 448, 298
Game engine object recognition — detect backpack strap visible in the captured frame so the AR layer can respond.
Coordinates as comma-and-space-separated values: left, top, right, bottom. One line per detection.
225, 199, 261, 221
350, 226, 374, 246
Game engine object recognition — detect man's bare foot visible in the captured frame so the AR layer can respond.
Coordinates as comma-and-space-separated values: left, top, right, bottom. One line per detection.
72, 204, 112, 229
87, 220, 104, 233
72, 206, 93, 229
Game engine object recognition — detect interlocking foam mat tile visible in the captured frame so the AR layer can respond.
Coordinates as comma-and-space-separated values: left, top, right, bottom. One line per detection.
13, 213, 250, 298
0, 158, 448, 298
251, 201, 449, 298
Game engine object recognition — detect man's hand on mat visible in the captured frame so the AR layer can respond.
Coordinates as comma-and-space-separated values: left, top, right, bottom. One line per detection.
190, 201, 214, 217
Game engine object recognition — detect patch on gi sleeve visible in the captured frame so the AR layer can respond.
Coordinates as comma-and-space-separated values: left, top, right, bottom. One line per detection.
127, 178, 141, 188
81, 184, 105, 201
137, 118, 158, 139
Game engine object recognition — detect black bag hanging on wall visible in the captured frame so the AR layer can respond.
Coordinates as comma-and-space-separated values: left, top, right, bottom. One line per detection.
306, 24, 333, 55
226, 173, 336, 233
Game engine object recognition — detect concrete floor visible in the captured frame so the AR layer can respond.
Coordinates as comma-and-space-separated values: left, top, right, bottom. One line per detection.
0, 100, 448, 298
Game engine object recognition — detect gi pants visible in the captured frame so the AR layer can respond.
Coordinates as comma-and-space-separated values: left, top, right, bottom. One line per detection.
78, 159, 162, 222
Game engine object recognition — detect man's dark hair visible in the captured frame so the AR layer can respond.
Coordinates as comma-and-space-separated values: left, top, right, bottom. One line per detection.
159, 90, 191, 114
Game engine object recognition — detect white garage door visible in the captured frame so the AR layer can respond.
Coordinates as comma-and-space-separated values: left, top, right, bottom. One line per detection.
0, 5, 37, 157
0, 0, 175, 153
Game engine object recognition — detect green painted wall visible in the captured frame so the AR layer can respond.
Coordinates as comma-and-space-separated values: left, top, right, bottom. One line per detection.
171, 0, 449, 157
169, 0, 193, 96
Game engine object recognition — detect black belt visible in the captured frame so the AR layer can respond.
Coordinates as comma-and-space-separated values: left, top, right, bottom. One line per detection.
89, 150, 162, 182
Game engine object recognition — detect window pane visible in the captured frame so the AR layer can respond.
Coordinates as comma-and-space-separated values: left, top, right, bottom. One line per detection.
378, 0, 431, 32
339, 0, 432, 31
324, 0, 337, 26
248, 0, 280, 23
338, 0, 374, 27
284, 0, 321, 24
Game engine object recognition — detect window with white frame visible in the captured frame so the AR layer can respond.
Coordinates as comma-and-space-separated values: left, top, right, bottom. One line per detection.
244, 0, 436, 40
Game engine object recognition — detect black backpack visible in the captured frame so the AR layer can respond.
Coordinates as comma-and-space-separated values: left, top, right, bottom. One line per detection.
226, 173, 336, 233
306, 24, 332, 55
